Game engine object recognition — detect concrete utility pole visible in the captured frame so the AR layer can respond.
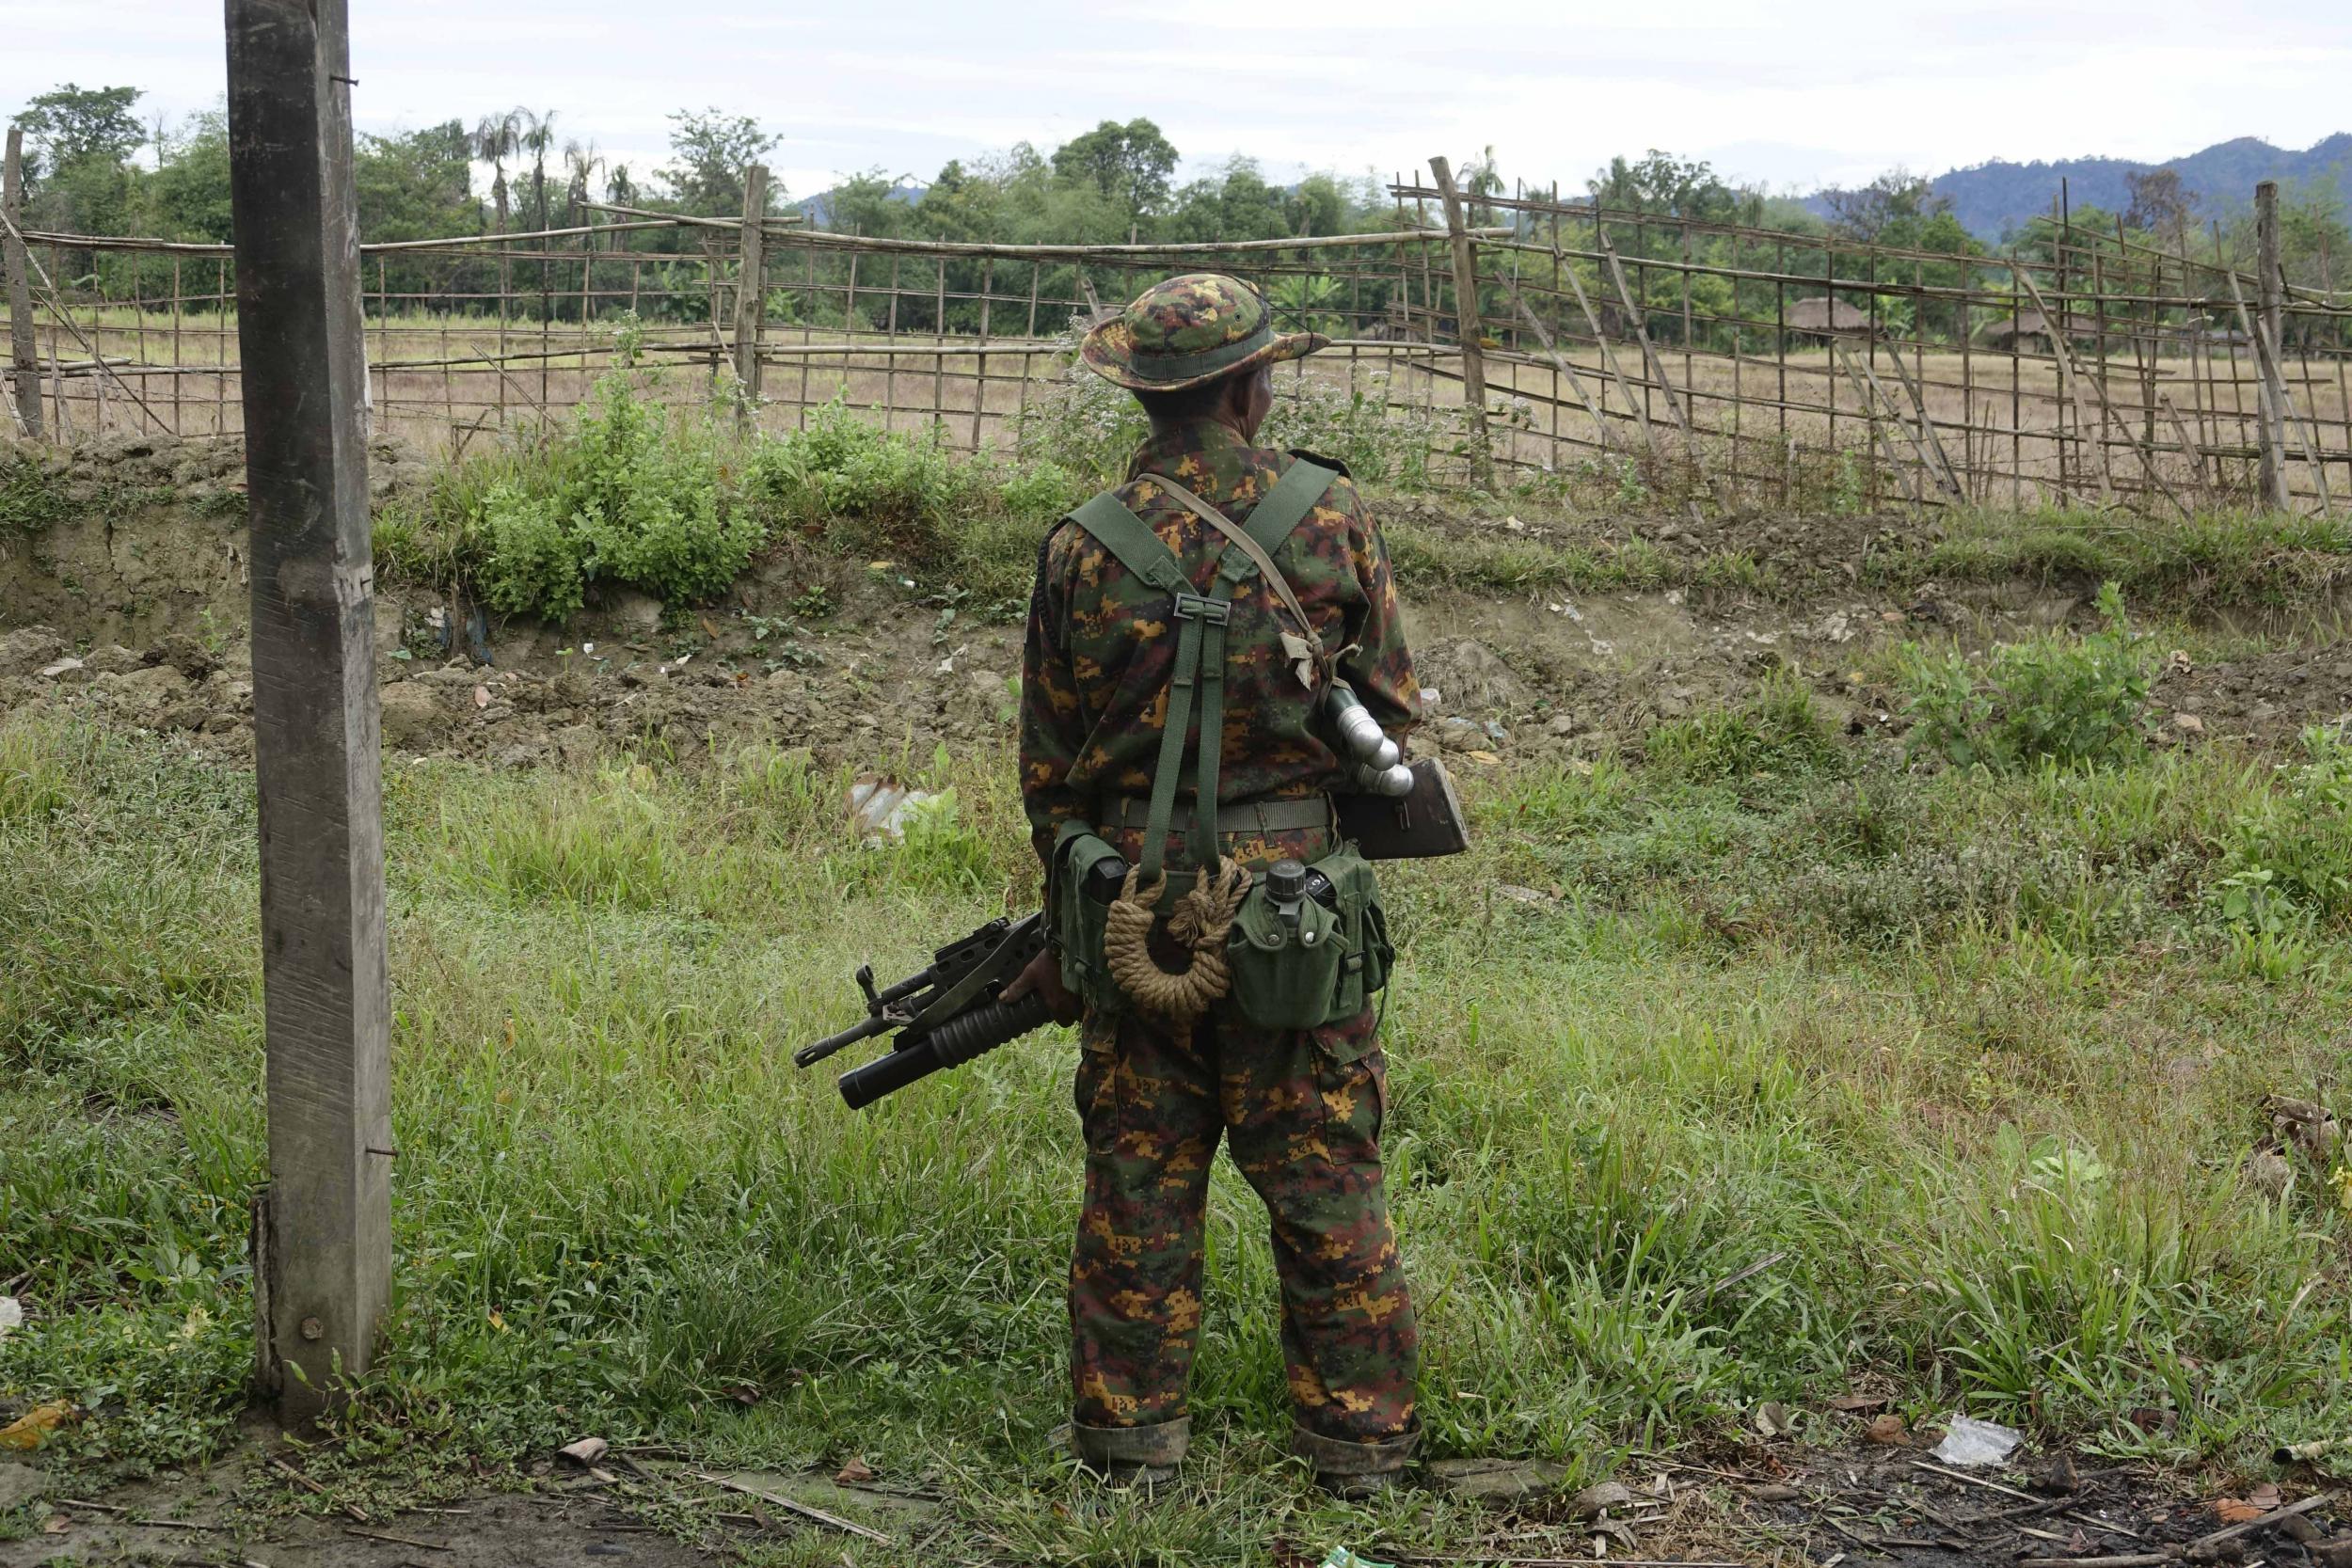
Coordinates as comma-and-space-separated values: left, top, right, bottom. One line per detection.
4, 128, 41, 438
732, 163, 769, 427
223, 0, 393, 1428
1427, 156, 1493, 489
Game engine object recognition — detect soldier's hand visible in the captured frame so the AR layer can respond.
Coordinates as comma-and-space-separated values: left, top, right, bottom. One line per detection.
1003, 950, 1083, 1026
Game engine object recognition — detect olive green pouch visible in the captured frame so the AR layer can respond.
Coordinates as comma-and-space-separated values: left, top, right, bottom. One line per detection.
1052, 826, 1128, 1009
1226, 845, 1391, 1032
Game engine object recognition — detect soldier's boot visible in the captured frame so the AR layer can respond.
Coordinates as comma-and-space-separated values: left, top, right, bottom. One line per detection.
1295, 1423, 1416, 1500
1071, 1417, 1188, 1490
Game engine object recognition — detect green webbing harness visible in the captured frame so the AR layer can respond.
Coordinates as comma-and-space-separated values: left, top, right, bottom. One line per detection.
1066, 458, 1338, 885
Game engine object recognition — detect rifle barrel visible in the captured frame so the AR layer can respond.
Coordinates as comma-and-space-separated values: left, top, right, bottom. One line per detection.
792, 1009, 896, 1069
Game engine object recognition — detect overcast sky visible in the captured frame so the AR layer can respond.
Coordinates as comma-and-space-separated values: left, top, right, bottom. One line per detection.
6, 0, 2349, 202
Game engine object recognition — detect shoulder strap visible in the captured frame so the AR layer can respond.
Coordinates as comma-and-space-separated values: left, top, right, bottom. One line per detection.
1067, 492, 1187, 594
1141, 475, 1318, 652
1245, 457, 1339, 559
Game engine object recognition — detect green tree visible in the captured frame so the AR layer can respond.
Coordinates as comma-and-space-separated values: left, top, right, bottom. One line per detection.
354, 121, 479, 241
660, 108, 781, 216
1587, 150, 1758, 225
147, 110, 232, 242
1050, 119, 1178, 217
15, 84, 144, 180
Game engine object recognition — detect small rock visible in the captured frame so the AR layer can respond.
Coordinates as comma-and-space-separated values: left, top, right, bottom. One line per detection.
151, 632, 219, 680
1568, 1480, 1636, 1519
2172, 713, 2205, 735
378, 683, 445, 748
82, 644, 143, 676
0, 628, 68, 678
2035, 1454, 2081, 1495
1753, 1401, 1794, 1436
0, 1460, 46, 1510
2247, 1150, 2294, 1197
2310, 1537, 2352, 1568
1546, 714, 1581, 737
1495, 884, 1554, 906
2280, 1515, 2323, 1544
1750, 1483, 1803, 1504
1864, 1413, 1911, 1445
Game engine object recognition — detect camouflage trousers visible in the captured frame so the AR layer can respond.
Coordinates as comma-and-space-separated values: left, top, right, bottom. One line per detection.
1067, 994, 1420, 1476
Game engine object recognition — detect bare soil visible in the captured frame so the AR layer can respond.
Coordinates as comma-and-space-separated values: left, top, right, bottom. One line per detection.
8, 436, 2349, 776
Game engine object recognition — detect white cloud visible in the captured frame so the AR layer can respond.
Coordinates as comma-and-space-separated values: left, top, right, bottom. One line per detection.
4, 0, 2346, 201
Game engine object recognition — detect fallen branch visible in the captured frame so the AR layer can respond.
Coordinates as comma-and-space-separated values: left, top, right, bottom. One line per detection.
1911, 1460, 2038, 1501
688, 1470, 893, 1548
342, 1528, 452, 1553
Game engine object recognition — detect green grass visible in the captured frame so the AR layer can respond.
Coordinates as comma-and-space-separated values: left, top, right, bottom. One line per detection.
7, 705, 2352, 1558
1872, 505, 2352, 610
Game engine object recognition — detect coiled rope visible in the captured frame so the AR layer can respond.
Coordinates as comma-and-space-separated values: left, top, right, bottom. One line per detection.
1103, 858, 1254, 1026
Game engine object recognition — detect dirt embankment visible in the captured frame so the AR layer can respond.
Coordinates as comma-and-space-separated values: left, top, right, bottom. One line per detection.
6, 434, 2352, 768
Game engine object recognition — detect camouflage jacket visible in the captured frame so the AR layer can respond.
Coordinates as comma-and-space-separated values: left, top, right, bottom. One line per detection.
1020, 420, 1418, 864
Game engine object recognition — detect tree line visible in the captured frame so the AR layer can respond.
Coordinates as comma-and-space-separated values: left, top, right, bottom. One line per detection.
7, 82, 2344, 355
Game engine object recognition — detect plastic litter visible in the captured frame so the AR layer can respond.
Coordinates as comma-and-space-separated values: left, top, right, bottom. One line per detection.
0, 1296, 19, 1339
1931, 1414, 2025, 1466
1319, 1551, 1395, 1568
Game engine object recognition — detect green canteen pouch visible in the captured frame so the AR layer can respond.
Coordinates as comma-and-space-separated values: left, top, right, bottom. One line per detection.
1226, 845, 1391, 1032
1053, 828, 1127, 1008
1227, 875, 1348, 1031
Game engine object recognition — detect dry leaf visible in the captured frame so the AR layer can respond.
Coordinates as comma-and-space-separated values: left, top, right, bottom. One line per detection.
2249, 1482, 2284, 1511
0, 1400, 72, 1451
835, 1457, 875, 1485
2216, 1498, 2265, 1524
723, 1383, 763, 1406
1864, 1413, 1911, 1446
1753, 1401, 1794, 1437
1466, 750, 1503, 766
41, 1516, 70, 1535
1829, 1392, 1889, 1413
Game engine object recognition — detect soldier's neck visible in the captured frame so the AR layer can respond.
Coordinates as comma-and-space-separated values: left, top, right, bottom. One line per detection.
1146, 410, 1257, 444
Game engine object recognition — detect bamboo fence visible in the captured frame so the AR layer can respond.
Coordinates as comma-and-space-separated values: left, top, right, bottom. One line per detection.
4, 154, 2346, 517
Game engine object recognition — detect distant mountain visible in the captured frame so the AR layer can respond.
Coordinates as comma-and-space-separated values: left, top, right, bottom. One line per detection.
1811, 135, 2352, 241
795, 180, 925, 230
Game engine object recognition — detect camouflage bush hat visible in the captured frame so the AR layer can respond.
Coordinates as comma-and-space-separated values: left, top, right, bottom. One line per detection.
1080, 272, 1330, 392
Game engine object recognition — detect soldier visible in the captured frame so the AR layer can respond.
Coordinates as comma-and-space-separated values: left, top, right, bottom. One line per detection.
1002, 274, 1422, 1497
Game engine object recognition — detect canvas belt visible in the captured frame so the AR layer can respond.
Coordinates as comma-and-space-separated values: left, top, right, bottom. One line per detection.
1099, 794, 1333, 837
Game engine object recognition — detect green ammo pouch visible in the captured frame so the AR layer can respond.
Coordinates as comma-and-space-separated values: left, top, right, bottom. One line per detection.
1052, 825, 1128, 1009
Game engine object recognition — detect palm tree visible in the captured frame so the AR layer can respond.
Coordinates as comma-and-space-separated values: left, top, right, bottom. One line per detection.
563, 139, 603, 228
470, 109, 522, 233
519, 109, 559, 233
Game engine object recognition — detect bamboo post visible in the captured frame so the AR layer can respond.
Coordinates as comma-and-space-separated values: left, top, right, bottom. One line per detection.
224, 0, 392, 1432
2255, 181, 2291, 509
1508, 282, 1611, 452
732, 164, 768, 428
4, 127, 41, 437
2016, 267, 2116, 505
1599, 236, 1730, 514
1427, 156, 1492, 487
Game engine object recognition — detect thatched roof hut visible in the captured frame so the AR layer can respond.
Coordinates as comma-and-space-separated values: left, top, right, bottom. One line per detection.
1978, 309, 2079, 351
1786, 296, 1873, 337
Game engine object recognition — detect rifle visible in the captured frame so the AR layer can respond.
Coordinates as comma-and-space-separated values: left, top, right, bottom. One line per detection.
795, 764, 1468, 1109
793, 853, 1127, 1108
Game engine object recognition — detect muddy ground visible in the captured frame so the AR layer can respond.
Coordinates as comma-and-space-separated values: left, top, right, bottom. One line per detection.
8, 1418, 2350, 1568
7, 436, 2352, 777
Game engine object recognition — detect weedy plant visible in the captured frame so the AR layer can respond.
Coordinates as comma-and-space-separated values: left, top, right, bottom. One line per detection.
1897, 582, 2154, 771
